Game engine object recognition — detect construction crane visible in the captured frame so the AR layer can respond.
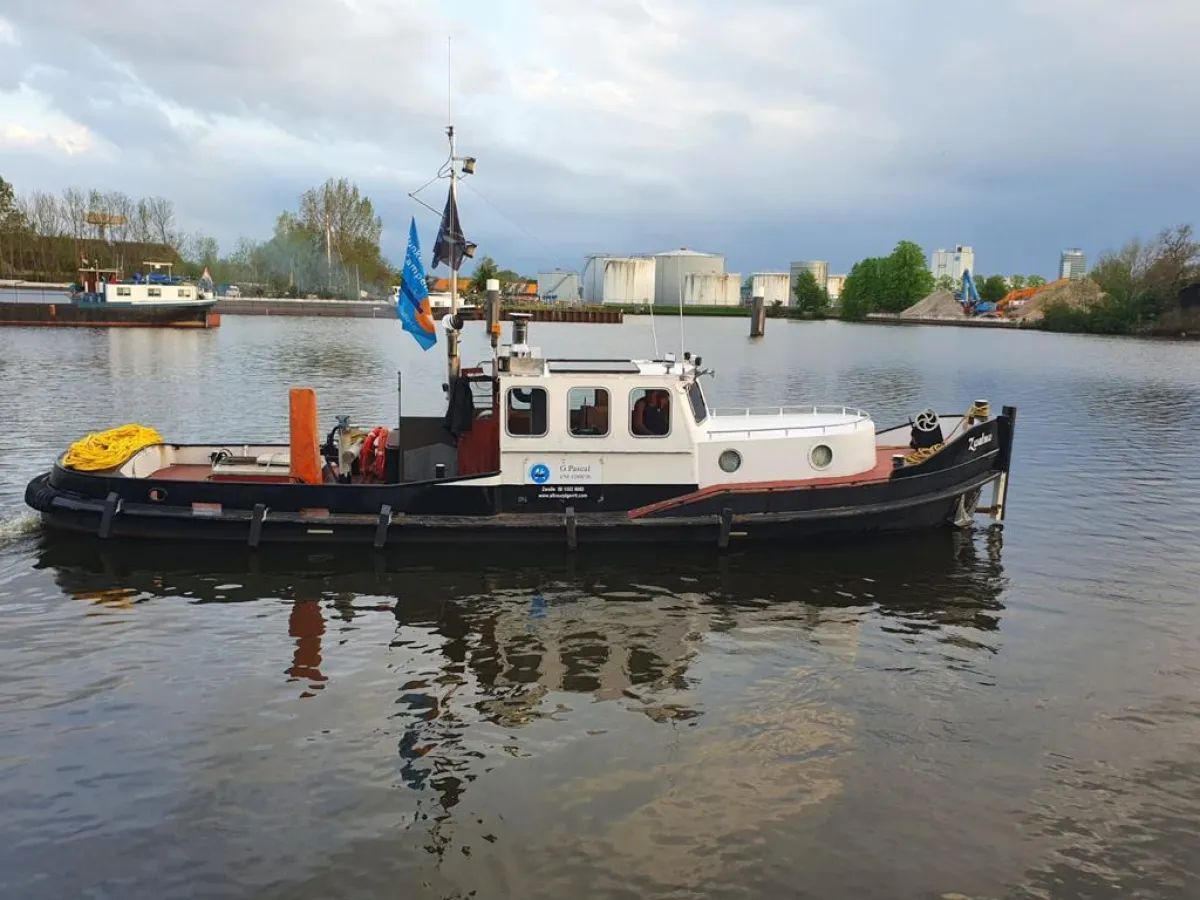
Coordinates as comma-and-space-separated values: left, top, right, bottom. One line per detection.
955, 269, 991, 315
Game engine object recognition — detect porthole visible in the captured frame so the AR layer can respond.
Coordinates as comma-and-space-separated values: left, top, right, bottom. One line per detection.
718, 449, 742, 473
810, 444, 834, 469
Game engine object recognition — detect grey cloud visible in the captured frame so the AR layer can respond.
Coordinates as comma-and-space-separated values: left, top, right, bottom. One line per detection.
2, 0, 1198, 278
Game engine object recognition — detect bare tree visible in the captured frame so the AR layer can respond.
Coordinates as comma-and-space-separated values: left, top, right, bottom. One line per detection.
61, 188, 87, 242
106, 191, 133, 244
146, 196, 182, 250
60, 187, 87, 266
130, 198, 154, 244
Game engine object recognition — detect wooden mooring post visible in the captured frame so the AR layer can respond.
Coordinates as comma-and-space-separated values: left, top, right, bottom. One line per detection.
750, 294, 766, 337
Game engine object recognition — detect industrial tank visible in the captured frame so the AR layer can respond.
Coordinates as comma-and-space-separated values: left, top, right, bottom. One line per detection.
537, 270, 580, 303
683, 273, 743, 306
581, 256, 656, 305
751, 273, 791, 306
653, 248, 724, 305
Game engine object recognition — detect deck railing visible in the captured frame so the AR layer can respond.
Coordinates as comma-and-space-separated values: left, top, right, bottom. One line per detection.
708, 405, 870, 419
704, 406, 872, 438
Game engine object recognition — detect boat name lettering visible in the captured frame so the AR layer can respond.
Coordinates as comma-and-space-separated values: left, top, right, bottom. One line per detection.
525, 461, 602, 485
968, 433, 994, 452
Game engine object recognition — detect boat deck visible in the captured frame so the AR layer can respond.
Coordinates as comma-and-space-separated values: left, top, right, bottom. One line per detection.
628, 446, 906, 519
150, 464, 301, 484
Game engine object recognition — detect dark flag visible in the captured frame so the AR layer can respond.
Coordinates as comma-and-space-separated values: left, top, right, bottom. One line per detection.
431, 187, 476, 270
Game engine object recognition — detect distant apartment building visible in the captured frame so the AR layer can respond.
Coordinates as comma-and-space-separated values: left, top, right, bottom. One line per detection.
1059, 249, 1087, 281
789, 260, 829, 293
930, 246, 975, 280
826, 274, 846, 301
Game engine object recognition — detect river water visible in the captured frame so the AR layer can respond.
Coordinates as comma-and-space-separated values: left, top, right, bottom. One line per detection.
2, 317, 1199, 899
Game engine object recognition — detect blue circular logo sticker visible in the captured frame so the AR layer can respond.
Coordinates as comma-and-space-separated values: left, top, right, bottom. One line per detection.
530, 463, 550, 484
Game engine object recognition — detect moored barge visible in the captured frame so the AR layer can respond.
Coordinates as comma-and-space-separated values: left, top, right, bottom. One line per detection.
1, 263, 219, 329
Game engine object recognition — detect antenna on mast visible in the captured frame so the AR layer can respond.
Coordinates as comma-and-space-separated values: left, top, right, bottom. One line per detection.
678, 278, 685, 367
445, 36, 461, 386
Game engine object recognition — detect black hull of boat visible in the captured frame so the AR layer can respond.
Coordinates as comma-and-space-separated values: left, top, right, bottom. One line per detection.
25, 414, 1015, 548
0, 300, 218, 328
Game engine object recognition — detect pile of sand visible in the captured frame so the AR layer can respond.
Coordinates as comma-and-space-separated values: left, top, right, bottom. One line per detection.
900, 290, 964, 319
1010, 279, 1103, 321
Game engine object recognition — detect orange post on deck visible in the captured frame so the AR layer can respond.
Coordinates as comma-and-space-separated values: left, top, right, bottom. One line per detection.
289, 387, 322, 485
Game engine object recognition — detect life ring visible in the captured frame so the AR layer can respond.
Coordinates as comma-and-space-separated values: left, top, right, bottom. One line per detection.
357, 426, 390, 482
372, 427, 389, 480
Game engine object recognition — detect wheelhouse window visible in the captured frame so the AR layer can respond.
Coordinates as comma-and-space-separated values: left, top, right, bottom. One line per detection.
178, 288, 191, 298
569, 387, 609, 437
148, 287, 162, 298
687, 381, 708, 424
506, 387, 547, 437
630, 388, 671, 437
116, 287, 131, 297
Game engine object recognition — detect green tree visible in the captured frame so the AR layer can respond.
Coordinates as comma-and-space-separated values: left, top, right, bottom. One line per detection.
0, 175, 30, 276
1009, 274, 1026, 291
469, 256, 500, 293
1027, 275, 1047, 288
979, 275, 1009, 306
934, 274, 956, 293
294, 178, 386, 294
839, 257, 887, 320
881, 240, 934, 312
792, 268, 829, 314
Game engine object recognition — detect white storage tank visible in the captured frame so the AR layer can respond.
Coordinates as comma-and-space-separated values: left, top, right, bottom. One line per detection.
581, 255, 656, 305
654, 248, 724, 305
751, 272, 791, 306
790, 260, 829, 293
537, 270, 580, 303
683, 273, 742, 307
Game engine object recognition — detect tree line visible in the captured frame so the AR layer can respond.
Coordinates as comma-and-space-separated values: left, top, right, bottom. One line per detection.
1043, 224, 1198, 334
0, 174, 396, 298
834, 239, 1098, 320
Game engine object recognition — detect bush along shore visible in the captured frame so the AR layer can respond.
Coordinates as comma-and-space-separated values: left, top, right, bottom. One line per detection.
1038, 226, 1199, 337
834, 226, 1199, 338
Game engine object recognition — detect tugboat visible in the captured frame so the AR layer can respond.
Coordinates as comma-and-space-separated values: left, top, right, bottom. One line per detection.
0, 261, 219, 329
23, 128, 1017, 548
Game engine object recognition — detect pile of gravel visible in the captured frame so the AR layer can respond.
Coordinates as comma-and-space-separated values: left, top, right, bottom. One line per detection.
899, 290, 964, 318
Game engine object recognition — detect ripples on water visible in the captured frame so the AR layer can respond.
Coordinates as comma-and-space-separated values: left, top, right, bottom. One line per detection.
2, 319, 1200, 899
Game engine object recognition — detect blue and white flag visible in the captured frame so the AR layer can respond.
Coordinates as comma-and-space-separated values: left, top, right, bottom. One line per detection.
398, 217, 436, 351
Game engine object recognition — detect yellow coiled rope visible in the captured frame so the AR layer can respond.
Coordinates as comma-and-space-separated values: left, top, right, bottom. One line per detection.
62, 424, 164, 471
902, 401, 991, 466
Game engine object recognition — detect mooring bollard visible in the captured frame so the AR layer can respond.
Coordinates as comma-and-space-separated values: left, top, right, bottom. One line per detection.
750, 294, 766, 337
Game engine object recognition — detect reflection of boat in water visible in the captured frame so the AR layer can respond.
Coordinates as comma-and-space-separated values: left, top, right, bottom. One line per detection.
39, 528, 1007, 642
36, 529, 1007, 870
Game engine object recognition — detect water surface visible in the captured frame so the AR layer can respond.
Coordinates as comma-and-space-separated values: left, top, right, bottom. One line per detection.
2, 317, 1199, 899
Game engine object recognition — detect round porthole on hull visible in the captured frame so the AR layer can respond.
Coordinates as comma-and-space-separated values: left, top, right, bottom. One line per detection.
718, 449, 742, 473
810, 444, 833, 469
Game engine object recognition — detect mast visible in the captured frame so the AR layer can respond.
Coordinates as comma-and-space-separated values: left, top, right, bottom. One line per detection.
448, 124, 459, 320
446, 124, 461, 385
445, 34, 461, 387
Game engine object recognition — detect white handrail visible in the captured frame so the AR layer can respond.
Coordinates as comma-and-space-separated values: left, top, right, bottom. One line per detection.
708, 405, 870, 419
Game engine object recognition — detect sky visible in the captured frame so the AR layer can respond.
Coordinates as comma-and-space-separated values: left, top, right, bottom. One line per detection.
1, 0, 1198, 279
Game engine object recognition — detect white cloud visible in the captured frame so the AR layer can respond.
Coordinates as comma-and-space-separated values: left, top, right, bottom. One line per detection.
0, 84, 95, 155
